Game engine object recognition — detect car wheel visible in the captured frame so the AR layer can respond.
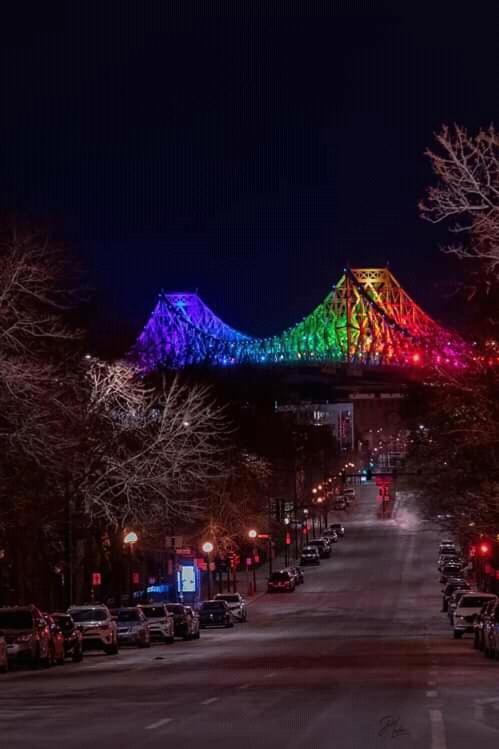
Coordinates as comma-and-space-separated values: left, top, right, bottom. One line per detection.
453, 630, 462, 639
0, 658, 8, 674
165, 635, 175, 644
195, 630, 200, 639
473, 633, 479, 649
104, 642, 119, 655
30, 644, 41, 669
56, 649, 65, 666
72, 645, 83, 663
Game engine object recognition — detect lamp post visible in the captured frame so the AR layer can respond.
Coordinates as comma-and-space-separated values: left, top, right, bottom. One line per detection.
304, 508, 309, 544
202, 542, 214, 600
284, 517, 290, 566
248, 530, 258, 594
124, 531, 138, 604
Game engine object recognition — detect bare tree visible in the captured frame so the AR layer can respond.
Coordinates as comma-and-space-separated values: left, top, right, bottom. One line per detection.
79, 360, 229, 527
420, 124, 499, 276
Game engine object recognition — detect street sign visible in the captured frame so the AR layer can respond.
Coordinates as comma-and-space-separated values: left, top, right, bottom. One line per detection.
246, 557, 253, 566
132, 572, 140, 584
285, 532, 291, 545
92, 572, 101, 587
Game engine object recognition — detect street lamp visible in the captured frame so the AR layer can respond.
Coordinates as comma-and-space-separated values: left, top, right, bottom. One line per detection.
202, 541, 214, 600
247, 530, 259, 594
124, 531, 138, 604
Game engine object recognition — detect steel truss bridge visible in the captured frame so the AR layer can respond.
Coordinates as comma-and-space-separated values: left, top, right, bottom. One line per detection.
134, 268, 466, 370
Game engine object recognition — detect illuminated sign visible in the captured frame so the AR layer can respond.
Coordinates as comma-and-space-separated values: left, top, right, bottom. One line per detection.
177, 564, 196, 593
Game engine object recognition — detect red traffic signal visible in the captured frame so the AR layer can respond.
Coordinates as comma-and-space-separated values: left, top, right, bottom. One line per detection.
92, 572, 101, 587
478, 542, 491, 557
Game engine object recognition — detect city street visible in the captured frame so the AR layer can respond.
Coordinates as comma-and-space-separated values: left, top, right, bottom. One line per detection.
1, 483, 498, 748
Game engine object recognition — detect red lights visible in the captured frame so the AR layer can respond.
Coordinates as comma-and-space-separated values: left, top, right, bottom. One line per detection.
479, 542, 491, 557
412, 353, 421, 363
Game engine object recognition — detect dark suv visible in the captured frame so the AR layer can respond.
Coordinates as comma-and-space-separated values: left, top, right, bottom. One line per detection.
166, 604, 199, 640
52, 613, 83, 662
0, 606, 52, 668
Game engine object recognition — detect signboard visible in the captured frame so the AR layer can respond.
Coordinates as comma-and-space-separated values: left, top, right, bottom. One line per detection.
178, 564, 196, 593
132, 572, 140, 584
246, 557, 252, 566
175, 548, 193, 557
92, 572, 101, 587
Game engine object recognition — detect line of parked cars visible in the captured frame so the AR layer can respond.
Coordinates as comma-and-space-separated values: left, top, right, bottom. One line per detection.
0, 597, 219, 673
267, 521, 346, 593
438, 538, 499, 658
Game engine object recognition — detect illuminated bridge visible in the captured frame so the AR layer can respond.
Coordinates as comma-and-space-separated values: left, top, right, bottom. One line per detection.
134, 268, 466, 370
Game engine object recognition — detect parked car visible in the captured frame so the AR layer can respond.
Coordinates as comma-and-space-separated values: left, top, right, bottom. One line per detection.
0, 605, 52, 668
267, 570, 296, 593
473, 598, 497, 651
52, 613, 83, 662
0, 631, 8, 673
483, 600, 499, 658
447, 589, 471, 623
68, 605, 119, 654
300, 546, 320, 566
438, 552, 461, 570
199, 600, 234, 628
452, 592, 497, 638
440, 562, 465, 585
307, 538, 331, 559
165, 603, 200, 640
43, 613, 66, 665
439, 540, 456, 553
287, 566, 304, 584
183, 606, 200, 639
138, 604, 175, 643
324, 530, 339, 543
334, 498, 348, 510
214, 593, 247, 622
442, 579, 470, 612
111, 607, 151, 648
343, 488, 355, 501
328, 523, 345, 538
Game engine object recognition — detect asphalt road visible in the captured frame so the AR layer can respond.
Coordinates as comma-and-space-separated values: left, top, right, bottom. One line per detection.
2, 483, 499, 748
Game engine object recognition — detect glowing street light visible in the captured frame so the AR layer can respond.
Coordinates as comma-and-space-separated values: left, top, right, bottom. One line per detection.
202, 541, 214, 599
124, 531, 139, 603
248, 529, 258, 539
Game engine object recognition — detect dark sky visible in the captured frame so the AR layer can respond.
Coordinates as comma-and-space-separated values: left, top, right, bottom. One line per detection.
1, 1, 496, 353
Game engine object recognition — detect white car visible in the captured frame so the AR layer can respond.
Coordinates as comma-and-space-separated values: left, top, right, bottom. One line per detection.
68, 605, 119, 654
214, 593, 247, 622
138, 604, 175, 643
452, 593, 497, 639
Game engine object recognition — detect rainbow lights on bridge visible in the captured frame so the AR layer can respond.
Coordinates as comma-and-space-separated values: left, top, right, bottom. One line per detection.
134, 268, 467, 370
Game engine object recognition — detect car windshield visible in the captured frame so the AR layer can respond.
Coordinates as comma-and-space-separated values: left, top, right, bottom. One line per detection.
166, 605, 184, 614
140, 607, 165, 618
460, 596, 495, 608
201, 602, 225, 610
330, 525, 341, 530
0, 611, 33, 629
70, 609, 108, 622
216, 595, 240, 603
116, 610, 141, 622
302, 548, 317, 554
270, 573, 289, 581
53, 615, 73, 631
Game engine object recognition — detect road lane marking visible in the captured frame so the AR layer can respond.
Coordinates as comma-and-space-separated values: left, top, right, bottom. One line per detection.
429, 710, 447, 749
264, 672, 275, 678
201, 698, 219, 705
238, 683, 252, 689
426, 691, 439, 698
145, 718, 172, 730
427, 681, 437, 686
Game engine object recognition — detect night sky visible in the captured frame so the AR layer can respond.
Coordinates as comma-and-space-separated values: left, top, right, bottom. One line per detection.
1, 2, 496, 354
